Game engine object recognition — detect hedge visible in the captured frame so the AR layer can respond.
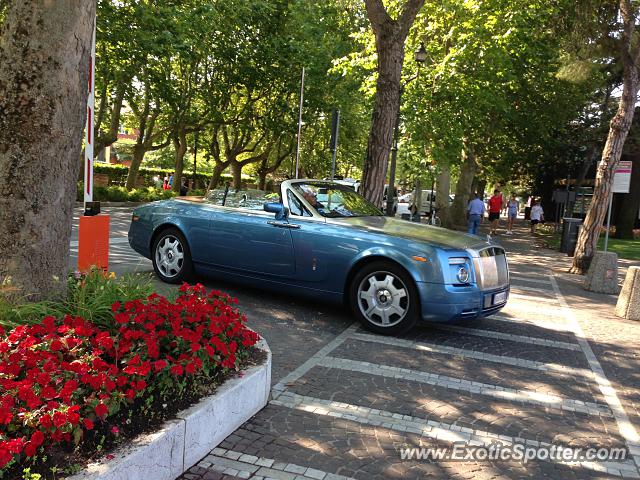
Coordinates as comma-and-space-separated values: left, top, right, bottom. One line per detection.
93, 162, 253, 184
76, 184, 206, 203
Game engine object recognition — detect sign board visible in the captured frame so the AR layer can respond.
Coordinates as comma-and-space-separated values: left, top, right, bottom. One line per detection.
612, 160, 632, 193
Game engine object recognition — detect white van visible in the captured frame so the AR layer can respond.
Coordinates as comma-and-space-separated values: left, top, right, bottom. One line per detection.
397, 190, 453, 217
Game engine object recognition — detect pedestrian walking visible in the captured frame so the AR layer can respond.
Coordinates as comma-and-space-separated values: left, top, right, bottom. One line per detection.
506, 194, 519, 235
530, 199, 544, 233
488, 189, 503, 235
467, 193, 485, 235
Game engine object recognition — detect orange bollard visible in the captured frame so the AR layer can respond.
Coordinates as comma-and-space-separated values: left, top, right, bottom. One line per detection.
77, 215, 110, 272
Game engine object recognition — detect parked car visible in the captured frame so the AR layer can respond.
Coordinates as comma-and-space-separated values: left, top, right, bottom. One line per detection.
128, 179, 510, 335
396, 190, 454, 217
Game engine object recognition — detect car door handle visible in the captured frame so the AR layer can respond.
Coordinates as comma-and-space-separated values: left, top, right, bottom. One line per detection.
267, 221, 301, 229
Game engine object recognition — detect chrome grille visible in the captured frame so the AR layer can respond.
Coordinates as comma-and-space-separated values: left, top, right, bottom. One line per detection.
474, 247, 509, 289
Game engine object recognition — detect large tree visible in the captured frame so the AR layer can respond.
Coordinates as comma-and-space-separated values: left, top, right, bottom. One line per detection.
0, 0, 96, 298
361, 0, 425, 207
0, 1, 96, 300
571, 0, 640, 274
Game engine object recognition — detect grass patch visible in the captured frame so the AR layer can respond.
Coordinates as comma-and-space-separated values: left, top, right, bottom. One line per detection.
536, 224, 640, 261
0, 269, 155, 331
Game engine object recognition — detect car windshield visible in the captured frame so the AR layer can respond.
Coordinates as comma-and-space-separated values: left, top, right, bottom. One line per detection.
292, 182, 383, 218
206, 188, 279, 209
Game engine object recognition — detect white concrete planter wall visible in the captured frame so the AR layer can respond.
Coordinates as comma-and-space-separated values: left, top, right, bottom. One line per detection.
68, 338, 271, 480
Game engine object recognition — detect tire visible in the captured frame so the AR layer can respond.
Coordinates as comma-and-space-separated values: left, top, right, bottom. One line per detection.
151, 227, 194, 284
349, 261, 419, 335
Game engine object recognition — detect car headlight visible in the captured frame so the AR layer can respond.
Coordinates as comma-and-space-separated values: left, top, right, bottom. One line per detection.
456, 266, 470, 283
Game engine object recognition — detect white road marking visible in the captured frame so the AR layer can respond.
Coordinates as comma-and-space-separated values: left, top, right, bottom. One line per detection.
433, 324, 581, 351
271, 323, 358, 399
69, 236, 130, 248
202, 448, 355, 480
271, 392, 638, 478
349, 332, 594, 379
490, 314, 575, 333
510, 285, 557, 296
510, 275, 553, 286
509, 292, 559, 304
317, 356, 611, 416
550, 275, 640, 472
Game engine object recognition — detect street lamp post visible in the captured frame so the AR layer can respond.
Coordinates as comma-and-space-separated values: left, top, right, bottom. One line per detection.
385, 43, 427, 217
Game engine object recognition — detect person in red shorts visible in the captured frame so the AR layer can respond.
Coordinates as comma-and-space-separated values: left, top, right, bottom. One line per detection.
488, 189, 503, 235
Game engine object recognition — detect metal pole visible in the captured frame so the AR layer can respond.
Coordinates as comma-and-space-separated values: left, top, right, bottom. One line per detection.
193, 131, 198, 189
83, 15, 96, 209
386, 93, 402, 217
604, 188, 614, 252
295, 67, 305, 179
330, 109, 340, 180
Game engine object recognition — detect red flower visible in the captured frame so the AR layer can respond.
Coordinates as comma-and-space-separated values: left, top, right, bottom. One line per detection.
83, 418, 94, 430
153, 360, 167, 372
95, 403, 109, 418
67, 410, 80, 426
53, 411, 67, 428
24, 443, 37, 457
31, 431, 45, 447
0, 447, 12, 468
39, 414, 53, 429
169, 364, 183, 376
185, 362, 197, 375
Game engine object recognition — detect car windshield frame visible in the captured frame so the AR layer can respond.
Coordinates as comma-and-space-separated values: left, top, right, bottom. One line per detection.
289, 181, 383, 219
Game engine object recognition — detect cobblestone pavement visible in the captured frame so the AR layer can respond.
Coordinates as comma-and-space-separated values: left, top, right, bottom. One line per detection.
69, 210, 640, 479
168, 219, 640, 480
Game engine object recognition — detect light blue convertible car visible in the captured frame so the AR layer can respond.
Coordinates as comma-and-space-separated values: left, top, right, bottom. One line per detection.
128, 179, 510, 334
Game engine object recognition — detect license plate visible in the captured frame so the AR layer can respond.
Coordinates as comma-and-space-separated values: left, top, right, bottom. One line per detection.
493, 291, 507, 305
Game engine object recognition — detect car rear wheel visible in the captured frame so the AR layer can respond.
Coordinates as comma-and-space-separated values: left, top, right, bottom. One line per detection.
152, 228, 194, 284
350, 261, 419, 335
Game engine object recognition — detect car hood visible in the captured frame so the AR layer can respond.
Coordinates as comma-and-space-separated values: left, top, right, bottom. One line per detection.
335, 216, 491, 251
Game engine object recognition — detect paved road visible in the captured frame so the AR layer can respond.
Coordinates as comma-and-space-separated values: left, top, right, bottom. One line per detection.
71, 209, 640, 479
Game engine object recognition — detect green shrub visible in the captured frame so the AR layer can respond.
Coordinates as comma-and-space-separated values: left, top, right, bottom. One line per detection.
0, 269, 155, 332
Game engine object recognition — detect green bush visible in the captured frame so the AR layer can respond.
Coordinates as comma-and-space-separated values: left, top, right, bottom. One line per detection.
76, 185, 180, 203
0, 269, 155, 332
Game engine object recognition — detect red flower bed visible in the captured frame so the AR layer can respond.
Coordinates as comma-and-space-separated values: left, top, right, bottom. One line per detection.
0, 284, 259, 472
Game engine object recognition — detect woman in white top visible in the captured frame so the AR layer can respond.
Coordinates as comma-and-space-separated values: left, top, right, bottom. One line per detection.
530, 200, 544, 233
506, 194, 519, 235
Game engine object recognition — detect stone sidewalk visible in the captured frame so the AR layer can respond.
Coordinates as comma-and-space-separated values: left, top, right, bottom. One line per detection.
177, 218, 640, 480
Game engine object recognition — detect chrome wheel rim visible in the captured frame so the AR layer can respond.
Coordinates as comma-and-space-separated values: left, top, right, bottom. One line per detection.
155, 235, 184, 278
357, 271, 409, 327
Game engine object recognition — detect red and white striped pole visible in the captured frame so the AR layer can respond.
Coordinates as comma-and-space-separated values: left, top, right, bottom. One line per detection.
78, 13, 109, 273
84, 15, 96, 206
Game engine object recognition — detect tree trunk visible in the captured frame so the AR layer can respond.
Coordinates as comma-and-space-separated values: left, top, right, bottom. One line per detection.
207, 162, 226, 191
361, 0, 425, 207
571, 0, 640, 274
126, 144, 146, 190
231, 161, 243, 190
449, 145, 478, 227
0, 1, 95, 301
615, 153, 640, 239
172, 126, 187, 193
258, 171, 268, 191
95, 84, 125, 158
435, 165, 452, 228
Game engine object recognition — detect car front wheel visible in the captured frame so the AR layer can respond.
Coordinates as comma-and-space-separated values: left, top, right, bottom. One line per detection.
350, 261, 419, 335
152, 228, 194, 284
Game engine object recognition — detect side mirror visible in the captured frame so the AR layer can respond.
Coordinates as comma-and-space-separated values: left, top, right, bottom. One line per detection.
263, 202, 289, 220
